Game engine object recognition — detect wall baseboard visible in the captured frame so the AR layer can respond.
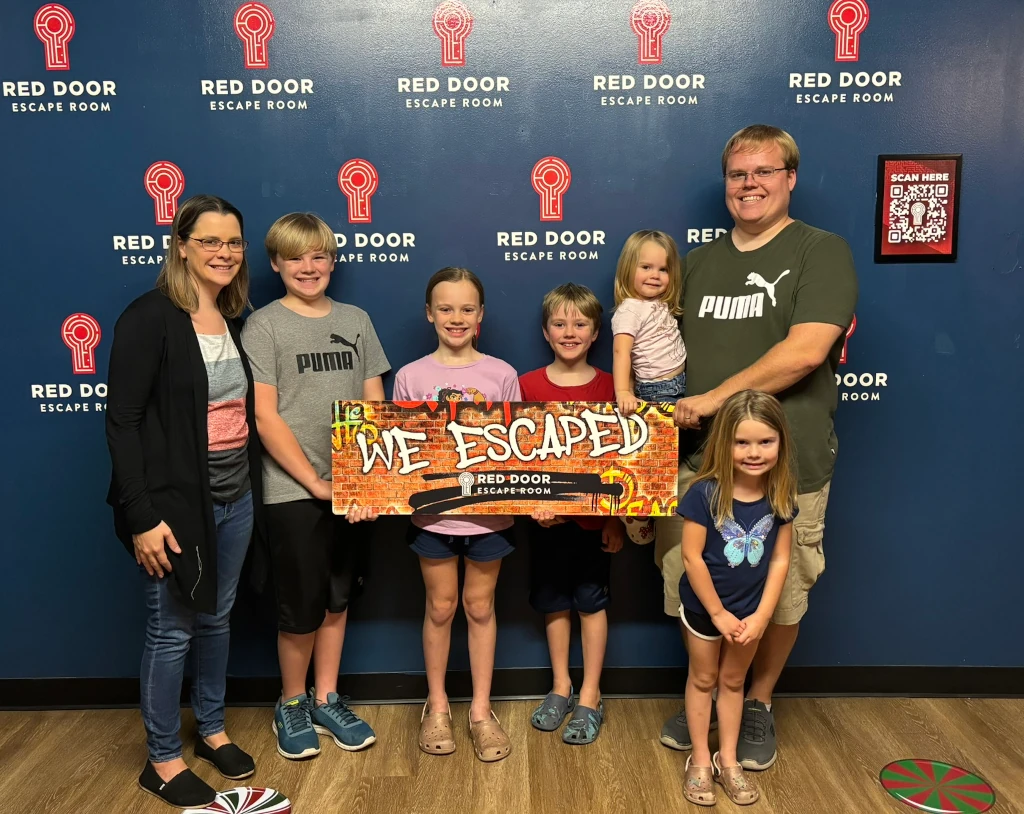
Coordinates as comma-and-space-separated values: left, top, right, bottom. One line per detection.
2, 666, 1022, 710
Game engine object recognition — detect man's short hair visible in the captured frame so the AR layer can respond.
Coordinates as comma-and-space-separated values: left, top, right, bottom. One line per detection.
721, 125, 800, 176
265, 212, 337, 261
541, 282, 603, 331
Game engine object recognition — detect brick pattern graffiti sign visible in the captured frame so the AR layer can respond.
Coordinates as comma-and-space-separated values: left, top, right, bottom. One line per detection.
332, 400, 679, 516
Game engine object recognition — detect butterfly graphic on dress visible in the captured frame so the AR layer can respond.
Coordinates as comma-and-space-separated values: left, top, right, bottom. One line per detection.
718, 514, 774, 568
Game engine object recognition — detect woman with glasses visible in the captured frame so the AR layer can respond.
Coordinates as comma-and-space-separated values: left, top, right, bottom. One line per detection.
106, 194, 265, 808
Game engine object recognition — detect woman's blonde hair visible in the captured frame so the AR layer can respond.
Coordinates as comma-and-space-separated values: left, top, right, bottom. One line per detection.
693, 390, 797, 526
613, 230, 682, 316
156, 194, 251, 318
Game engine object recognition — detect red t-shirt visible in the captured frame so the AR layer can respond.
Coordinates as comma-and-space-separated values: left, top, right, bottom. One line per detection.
518, 366, 615, 531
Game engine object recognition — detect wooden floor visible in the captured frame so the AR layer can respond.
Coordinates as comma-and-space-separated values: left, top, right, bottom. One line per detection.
1, 698, 1021, 813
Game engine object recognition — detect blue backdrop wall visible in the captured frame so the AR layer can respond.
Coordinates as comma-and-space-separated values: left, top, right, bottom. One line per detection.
2, 0, 1022, 682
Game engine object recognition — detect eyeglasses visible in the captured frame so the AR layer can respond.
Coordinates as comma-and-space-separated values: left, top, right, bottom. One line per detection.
187, 237, 249, 252
724, 168, 790, 185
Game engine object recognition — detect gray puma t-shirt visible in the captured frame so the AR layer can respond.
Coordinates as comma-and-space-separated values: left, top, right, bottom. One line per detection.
241, 298, 390, 504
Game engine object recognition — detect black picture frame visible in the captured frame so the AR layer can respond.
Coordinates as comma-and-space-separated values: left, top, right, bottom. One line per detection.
874, 154, 962, 263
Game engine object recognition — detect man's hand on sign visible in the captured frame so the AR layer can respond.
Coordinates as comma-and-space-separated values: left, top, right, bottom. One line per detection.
674, 392, 720, 429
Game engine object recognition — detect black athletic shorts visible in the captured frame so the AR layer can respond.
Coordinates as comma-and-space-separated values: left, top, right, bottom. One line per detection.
264, 499, 369, 634
528, 521, 611, 614
680, 604, 723, 641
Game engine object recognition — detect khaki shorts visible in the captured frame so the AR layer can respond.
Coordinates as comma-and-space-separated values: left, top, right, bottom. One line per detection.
654, 466, 830, 626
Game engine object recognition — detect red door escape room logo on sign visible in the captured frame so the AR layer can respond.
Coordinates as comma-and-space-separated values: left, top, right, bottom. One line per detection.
497, 158, 605, 263
630, 1, 671, 65
202, 4, 313, 112
234, 3, 275, 69
828, 0, 869, 62
334, 161, 419, 264
395, 2, 507, 111
532, 157, 571, 222
840, 314, 856, 365
62, 313, 101, 374
836, 315, 888, 401
433, 1, 473, 67
790, 0, 903, 106
331, 401, 679, 517
144, 162, 186, 226
29, 315, 107, 414
5, 6, 117, 114
592, 2, 706, 108
34, 4, 74, 70
338, 159, 379, 224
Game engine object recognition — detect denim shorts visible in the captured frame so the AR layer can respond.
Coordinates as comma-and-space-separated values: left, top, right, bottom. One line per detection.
635, 371, 686, 402
408, 524, 516, 562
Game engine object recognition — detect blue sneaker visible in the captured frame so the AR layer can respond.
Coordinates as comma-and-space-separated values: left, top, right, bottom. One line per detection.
311, 691, 377, 751
272, 692, 320, 760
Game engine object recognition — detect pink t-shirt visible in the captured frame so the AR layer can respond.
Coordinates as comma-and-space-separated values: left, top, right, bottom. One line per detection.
392, 353, 521, 536
611, 298, 686, 381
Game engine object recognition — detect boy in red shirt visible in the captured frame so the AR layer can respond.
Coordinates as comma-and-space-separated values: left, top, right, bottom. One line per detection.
519, 283, 626, 745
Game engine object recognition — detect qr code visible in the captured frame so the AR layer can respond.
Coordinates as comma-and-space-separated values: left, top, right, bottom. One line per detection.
888, 184, 948, 243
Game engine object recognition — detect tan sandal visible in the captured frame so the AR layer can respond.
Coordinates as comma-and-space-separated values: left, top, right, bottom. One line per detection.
683, 755, 717, 806
418, 701, 455, 755
713, 752, 759, 805
469, 711, 511, 762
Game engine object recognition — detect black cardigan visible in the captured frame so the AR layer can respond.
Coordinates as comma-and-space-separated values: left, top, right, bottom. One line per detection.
105, 289, 266, 614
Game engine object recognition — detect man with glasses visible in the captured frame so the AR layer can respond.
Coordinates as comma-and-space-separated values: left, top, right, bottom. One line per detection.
656, 125, 858, 770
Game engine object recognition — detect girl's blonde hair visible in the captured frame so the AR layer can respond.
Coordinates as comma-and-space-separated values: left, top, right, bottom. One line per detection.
613, 230, 682, 316
425, 266, 485, 349
156, 194, 251, 318
694, 390, 797, 526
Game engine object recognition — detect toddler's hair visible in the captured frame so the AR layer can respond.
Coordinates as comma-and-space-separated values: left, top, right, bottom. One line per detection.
613, 230, 682, 315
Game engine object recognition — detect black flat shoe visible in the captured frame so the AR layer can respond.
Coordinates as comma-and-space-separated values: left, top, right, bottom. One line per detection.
194, 739, 256, 780
138, 761, 217, 808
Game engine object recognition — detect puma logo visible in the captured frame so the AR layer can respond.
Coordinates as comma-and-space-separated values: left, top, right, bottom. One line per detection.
745, 270, 790, 307
330, 333, 360, 359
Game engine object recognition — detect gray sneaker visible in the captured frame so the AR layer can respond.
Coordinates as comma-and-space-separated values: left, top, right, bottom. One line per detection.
659, 704, 718, 751
737, 700, 777, 770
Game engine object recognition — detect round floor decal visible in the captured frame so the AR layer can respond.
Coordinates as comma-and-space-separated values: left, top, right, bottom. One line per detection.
880, 759, 995, 813
184, 787, 292, 814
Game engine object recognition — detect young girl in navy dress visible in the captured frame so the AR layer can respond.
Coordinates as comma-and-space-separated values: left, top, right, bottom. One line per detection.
678, 390, 797, 807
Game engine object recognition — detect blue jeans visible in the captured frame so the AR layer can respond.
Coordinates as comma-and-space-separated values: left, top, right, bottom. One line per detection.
635, 371, 686, 402
140, 490, 253, 762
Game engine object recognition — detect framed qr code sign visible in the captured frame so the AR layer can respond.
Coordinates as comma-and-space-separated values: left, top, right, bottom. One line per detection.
875, 154, 962, 263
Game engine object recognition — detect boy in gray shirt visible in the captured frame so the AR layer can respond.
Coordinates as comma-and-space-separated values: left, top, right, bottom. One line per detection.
242, 213, 389, 759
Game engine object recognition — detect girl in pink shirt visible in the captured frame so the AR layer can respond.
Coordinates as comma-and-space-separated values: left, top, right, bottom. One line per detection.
392, 266, 519, 763
611, 230, 687, 416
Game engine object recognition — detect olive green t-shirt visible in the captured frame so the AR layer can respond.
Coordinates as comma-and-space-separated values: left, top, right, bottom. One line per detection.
680, 220, 858, 492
